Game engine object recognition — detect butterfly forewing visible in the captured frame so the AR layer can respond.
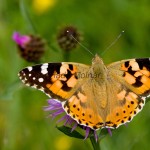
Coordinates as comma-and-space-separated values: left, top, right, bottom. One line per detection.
19, 62, 90, 100
108, 58, 150, 98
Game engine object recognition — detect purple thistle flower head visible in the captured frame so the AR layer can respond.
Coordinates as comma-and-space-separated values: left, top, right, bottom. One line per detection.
44, 99, 78, 128
12, 32, 31, 48
44, 99, 113, 142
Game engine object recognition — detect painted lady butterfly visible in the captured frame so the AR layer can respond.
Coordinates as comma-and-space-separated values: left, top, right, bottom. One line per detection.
18, 54, 150, 130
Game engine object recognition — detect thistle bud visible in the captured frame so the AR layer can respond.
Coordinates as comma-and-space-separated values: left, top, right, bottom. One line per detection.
13, 32, 46, 62
57, 26, 81, 51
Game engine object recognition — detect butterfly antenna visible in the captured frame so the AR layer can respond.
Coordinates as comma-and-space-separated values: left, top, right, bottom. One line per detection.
101, 30, 125, 56
66, 30, 94, 56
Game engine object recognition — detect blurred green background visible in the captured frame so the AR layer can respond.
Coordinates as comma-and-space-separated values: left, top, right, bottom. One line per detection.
0, 0, 150, 150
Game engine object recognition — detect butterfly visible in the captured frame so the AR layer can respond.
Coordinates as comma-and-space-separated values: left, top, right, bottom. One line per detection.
18, 54, 150, 130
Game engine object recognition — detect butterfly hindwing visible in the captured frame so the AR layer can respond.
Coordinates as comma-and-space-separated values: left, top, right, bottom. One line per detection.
63, 80, 106, 130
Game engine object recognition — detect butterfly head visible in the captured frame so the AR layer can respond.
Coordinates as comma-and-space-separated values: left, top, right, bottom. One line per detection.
90, 54, 107, 82
92, 54, 104, 65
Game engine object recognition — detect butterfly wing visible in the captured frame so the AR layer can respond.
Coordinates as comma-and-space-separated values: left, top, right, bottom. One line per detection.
107, 58, 150, 98
19, 62, 90, 101
104, 58, 150, 128
62, 78, 107, 130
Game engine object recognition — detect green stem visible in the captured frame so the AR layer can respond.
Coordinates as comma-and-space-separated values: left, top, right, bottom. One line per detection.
19, 0, 37, 33
90, 136, 101, 150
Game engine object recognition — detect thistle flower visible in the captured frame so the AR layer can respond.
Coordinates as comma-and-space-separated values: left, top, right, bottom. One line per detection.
12, 32, 46, 62
57, 26, 81, 51
44, 99, 112, 142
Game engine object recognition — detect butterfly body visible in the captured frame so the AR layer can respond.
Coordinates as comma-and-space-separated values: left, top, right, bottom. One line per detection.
19, 55, 150, 130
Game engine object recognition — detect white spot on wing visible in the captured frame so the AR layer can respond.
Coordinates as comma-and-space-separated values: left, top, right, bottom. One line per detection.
22, 80, 25, 83
26, 83, 30, 86
39, 87, 44, 91
32, 84, 37, 88
141, 97, 146, 100
19, 76, 22, 80
33, 77, 36, 80
41, 63, 48, 74
22, 72, 25, 76
28, 67, 32, 72
38, 78, 44, 82
41, 69, 48, 74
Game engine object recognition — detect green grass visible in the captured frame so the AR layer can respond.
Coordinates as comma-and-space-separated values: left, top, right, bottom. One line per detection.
0, 0, 150, 149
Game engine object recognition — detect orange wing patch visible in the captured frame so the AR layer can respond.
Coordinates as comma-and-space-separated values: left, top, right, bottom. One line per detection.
63, 91, 104, 130
45, 64, 78, 99
105, 91, 145, 128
